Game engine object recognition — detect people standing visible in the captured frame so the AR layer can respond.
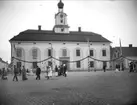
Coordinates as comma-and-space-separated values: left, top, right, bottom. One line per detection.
129, 62, 133, 73
103, 65, 106, 72
47, 66, 52, 79
22, 66, 27, 81
36, 66, 41, 80
58, 66, 61, 76
13, 65, 18, 81
1, 68, 7, 80
63, 64, 67, 77
55, 65, 58, 77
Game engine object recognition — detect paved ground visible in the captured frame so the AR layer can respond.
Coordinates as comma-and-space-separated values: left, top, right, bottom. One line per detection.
0, 70, 137, 105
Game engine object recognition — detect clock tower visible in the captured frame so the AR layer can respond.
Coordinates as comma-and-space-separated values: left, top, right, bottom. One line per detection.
53, 0, 70, 33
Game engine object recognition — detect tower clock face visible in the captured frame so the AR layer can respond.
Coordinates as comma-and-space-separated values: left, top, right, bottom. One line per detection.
60, 14, 63, 18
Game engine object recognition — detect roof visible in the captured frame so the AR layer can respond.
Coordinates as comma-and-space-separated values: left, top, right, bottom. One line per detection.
9, 29, 111, 43
112, 47, 137, 57
0, 58, 8, 65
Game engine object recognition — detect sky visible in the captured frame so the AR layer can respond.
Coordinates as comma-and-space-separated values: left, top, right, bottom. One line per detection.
0, 0, 137, 62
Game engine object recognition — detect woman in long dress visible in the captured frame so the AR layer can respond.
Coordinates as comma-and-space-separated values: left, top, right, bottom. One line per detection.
22, 66, 27, 81
48, 66, 52, 79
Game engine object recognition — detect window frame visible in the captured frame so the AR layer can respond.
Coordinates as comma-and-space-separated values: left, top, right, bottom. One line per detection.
102, 49, 106, 56
48, 49, 52, 57
76, 61, 81, 68
32, 49, 37, 59
89, 50, 94, 56
16, 48, 22, 58
76, 49, 80, 57
62, 49, 67, 57
89, 61, 94, 68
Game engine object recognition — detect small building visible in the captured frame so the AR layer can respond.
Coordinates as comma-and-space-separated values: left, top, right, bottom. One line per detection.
111, 44, 137, 69
9, 0, 111, 71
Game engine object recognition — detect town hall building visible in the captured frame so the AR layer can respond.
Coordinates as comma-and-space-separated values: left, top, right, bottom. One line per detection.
9, 0, 111, 71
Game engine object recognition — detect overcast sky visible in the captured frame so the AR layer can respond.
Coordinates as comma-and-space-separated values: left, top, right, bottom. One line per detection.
0, 0, 137, 62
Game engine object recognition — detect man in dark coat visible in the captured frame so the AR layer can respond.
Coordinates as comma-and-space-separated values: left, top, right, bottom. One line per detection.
13, 65, 18, 81
63, 64, 67, 77
36, 66, 41, 80
103, 65, 106, 72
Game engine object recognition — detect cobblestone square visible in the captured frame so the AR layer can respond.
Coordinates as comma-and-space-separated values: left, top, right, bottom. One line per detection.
0, 70, 137, 105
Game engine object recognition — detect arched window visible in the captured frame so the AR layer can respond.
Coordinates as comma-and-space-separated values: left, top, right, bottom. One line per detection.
16, 48, 22, 58
89, 50, 94, 56
48, 49, 52, 57
62, 49, 67, 57
32, 49, 37, 59
102, 49, 106, 56
76, 49, 80, 57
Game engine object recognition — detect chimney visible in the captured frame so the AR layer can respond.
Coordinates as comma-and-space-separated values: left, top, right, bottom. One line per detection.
78, 27, 81, 32
38, 25, 41, 31
129, 44, 132, 48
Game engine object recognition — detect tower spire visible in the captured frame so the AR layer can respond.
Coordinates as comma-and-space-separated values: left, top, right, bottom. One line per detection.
58, 0, 64, 9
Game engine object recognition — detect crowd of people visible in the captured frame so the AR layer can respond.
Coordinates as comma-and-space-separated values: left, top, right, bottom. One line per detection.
1, 61, 137, 81
1, 63, 68, 81
129, 62, 137, 73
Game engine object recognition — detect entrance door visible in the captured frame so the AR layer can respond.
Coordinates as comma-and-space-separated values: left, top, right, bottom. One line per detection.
59, 57, 70, 70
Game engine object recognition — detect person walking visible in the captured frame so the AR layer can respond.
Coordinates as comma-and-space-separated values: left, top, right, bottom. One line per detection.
63, 64, 67, 77
36, 66, 41, 80
22, 66, 27, 81
47, 66, 52, 79
13, 65, 18, 81
55, 65, 58, 77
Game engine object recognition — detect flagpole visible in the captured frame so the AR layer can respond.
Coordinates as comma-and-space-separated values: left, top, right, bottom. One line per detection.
50, 41, 53, 69
119, 38, 123, 71
87, 39, 90, 72
119, 38, 122, 56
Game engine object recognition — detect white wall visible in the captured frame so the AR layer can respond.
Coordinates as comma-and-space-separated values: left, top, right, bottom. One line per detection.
11, 41, 110, 71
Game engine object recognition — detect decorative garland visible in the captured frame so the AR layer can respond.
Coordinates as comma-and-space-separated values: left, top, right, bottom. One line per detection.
11, 55, 137, 64
52, 56, 89, 63
12, 56, 52, 63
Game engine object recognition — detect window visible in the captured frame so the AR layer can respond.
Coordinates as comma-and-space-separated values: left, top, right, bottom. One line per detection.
89, 61, 94, 67
16, 49, 22, 57
33, 62, 37, 68
17, 62, 21, 68
76, 49, 80, 56
89, 50, 94, 56
60, 19, 63, 23
60, 14, 63, 18
32, 49, 37, 59
62, 49, 67, 57
48, 61, 52, 67
48, 49, 52, 57
102, 49, 106, 56
76, 61, 81, 68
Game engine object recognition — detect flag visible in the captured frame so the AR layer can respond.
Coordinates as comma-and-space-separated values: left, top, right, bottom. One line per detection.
119, 38, 122, 56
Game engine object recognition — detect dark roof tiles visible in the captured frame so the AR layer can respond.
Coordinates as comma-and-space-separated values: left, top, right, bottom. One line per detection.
10, 29, 111, 42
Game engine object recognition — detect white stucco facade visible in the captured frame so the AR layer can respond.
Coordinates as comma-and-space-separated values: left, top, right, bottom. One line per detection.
11, 41, 111, 71
10, 0, 111, 71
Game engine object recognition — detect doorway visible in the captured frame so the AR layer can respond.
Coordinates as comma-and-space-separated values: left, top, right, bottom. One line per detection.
59, 57, 70, 70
